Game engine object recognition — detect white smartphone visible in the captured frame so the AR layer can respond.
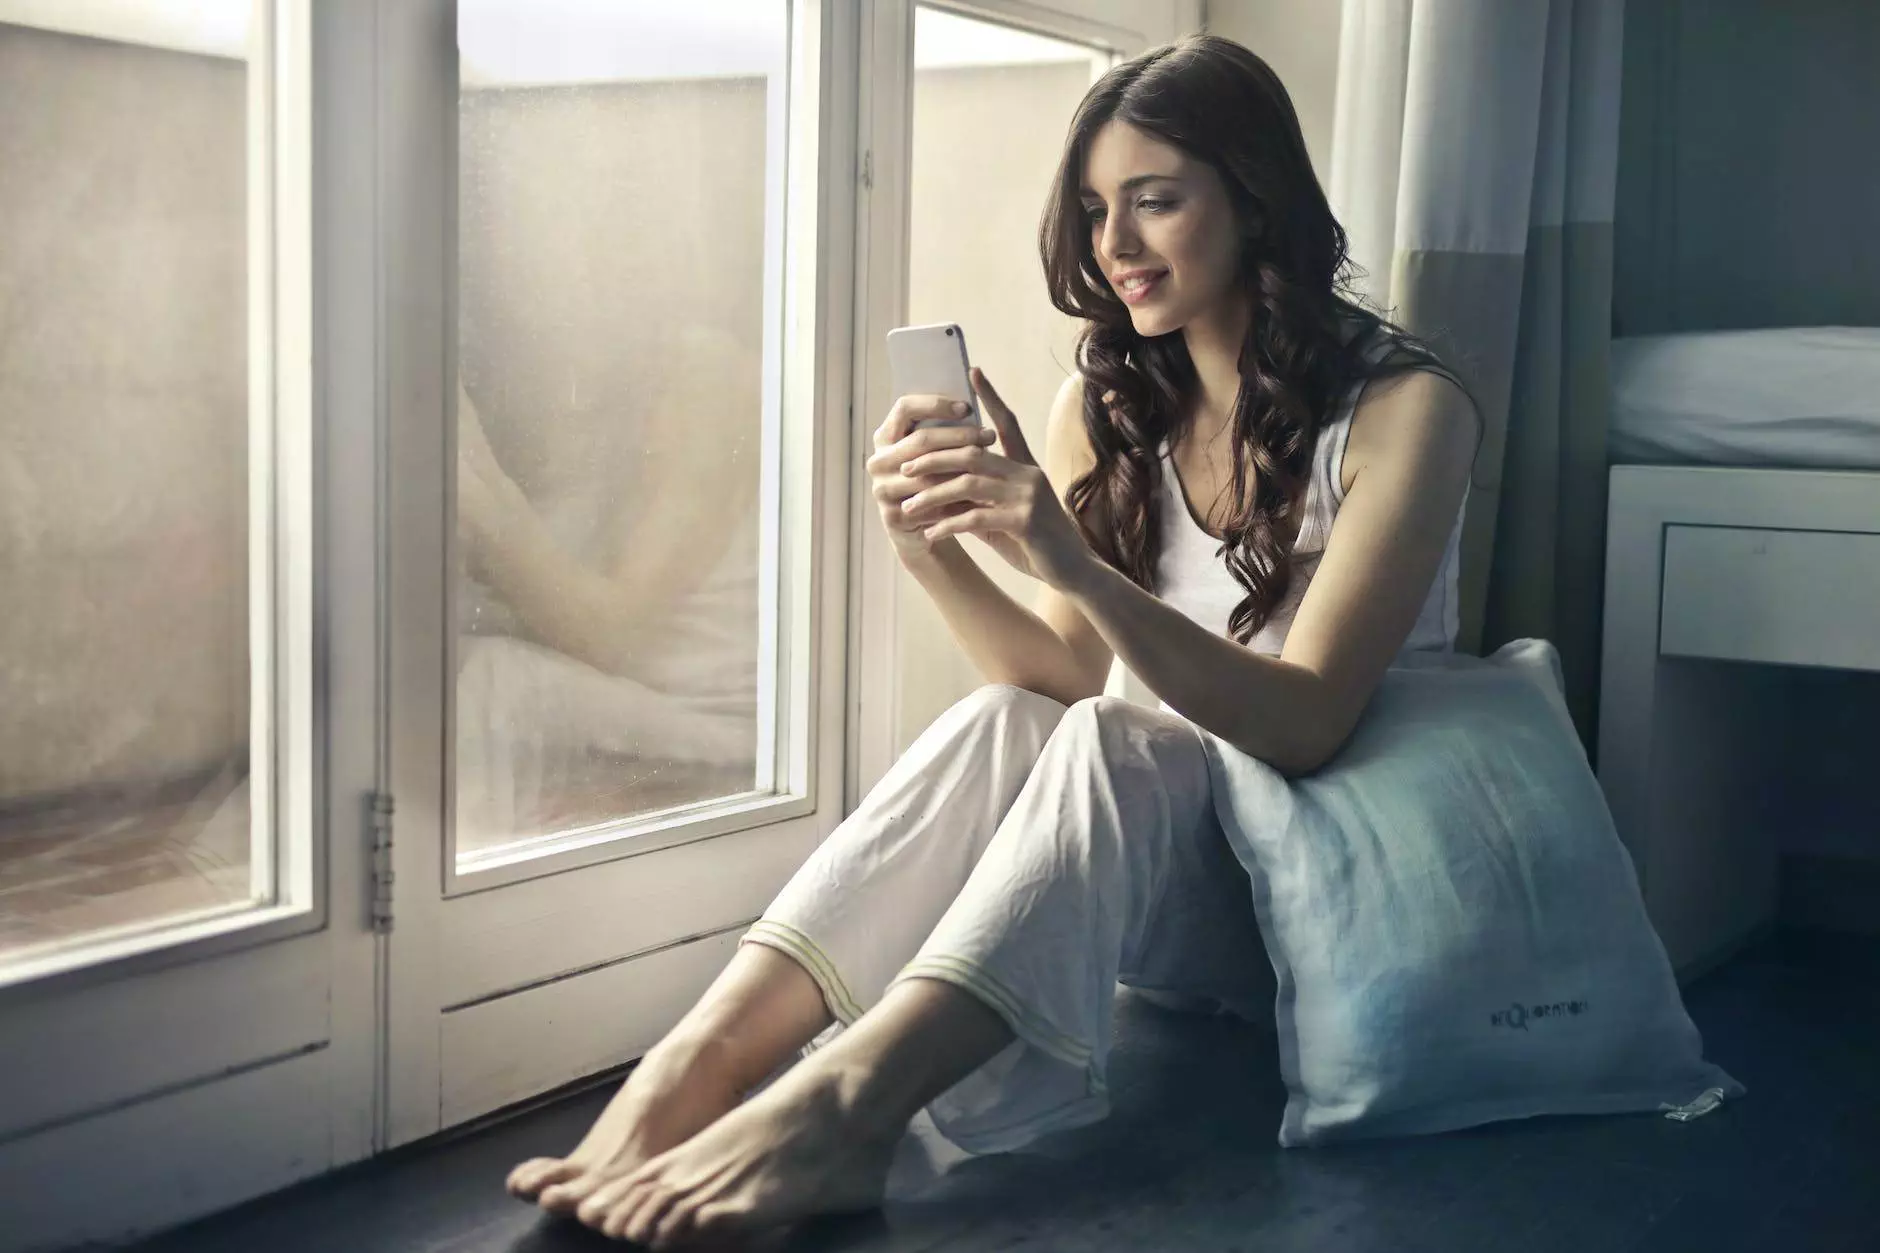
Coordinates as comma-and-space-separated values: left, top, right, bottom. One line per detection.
886, 322, 981, 429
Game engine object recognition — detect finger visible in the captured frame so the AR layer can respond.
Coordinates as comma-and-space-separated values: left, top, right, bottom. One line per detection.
866, 444, 909, 478
871, 472, 955, 506
904, 474, 1014, 519
970, 368, 1036, 467
875, 397, 917, 449
871, 452, 974, 490
900, 441, 1006, 480
883, 421, 995, 469
923, 505, 1005, 542
869, 430, 975, 477
877, 395, 959, 448
900, 394, 974, 432
884, 498, 974, 533
914, 397, 978, 428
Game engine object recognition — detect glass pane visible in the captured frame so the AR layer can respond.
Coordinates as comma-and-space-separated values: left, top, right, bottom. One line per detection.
896, 8, 1112, 751
454, 1, 784, 858
0, 1, 261, 967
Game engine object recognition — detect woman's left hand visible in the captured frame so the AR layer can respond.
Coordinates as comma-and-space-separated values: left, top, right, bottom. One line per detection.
897, 367, 1097, 591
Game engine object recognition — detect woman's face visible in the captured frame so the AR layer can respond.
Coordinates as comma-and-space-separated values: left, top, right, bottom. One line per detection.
1080, 120, 1245, 340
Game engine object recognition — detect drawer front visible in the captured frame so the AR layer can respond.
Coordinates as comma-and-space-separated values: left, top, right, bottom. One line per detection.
1660, 525, 1880, 672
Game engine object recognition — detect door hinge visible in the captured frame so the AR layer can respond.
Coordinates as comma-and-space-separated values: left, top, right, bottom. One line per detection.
861, 149, 873, 190
369, 791, 395, 934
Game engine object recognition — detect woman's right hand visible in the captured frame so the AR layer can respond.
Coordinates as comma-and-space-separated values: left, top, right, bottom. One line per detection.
867, 395, 998, 563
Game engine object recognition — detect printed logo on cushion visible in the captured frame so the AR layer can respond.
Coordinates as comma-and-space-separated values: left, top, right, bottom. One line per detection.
1490, 1000, 1590, 1030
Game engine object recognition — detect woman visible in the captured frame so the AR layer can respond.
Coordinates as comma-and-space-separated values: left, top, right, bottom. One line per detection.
506, 33, 1477, 1247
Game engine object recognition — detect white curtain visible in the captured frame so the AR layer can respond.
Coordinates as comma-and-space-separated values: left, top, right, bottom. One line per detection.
1330, 0, 1624, 745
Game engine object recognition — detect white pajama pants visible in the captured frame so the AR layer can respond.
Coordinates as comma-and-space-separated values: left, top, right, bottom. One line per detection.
739, 684, 1275, 1155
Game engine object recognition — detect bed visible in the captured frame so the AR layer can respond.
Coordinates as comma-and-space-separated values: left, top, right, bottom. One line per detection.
1609, 328, 1880, 470
1598, 327, 1880, 978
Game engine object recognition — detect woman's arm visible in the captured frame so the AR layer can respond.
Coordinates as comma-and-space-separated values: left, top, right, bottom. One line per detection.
1058, 369, 1477, 774
910, 367, 1476, 775
887, 376, 1114, 705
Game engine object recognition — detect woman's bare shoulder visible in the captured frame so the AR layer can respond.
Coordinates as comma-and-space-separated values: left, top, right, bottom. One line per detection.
1044, 372, 1097, 481
1342, 366, 1476, 496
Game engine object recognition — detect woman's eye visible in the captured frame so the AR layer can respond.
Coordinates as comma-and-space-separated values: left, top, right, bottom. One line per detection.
1138, 197, 1175, 213
1084, 206, 1107, 224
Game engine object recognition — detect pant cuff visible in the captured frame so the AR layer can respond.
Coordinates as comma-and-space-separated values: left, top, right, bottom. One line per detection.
891, 954, 1097, 1074
740, 920, 866, 1024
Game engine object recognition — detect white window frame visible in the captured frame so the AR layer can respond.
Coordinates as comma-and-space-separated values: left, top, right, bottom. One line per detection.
376, 0, 847, 900
0, 0, 321, 993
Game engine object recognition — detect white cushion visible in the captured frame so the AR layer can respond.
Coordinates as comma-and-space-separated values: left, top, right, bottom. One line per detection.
1202, 639, 1742, 1146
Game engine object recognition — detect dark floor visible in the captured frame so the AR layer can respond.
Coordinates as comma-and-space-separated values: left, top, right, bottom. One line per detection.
137, 929, 1880, 1253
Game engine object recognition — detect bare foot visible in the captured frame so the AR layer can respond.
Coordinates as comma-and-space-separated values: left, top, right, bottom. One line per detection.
569, 1057, 900, 1248
506, 1035, 745, 1214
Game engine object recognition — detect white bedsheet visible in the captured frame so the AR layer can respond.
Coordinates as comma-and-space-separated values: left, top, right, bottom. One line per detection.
1609, 327, 1880, 469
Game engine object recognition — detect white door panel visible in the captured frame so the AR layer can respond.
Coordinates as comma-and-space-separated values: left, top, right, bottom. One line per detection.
381, 0, 858, 1145
0, 939, 330, 1143
437, 820, 826, 1012
440, 926, 744, 1128
0, 1048, 336, 1249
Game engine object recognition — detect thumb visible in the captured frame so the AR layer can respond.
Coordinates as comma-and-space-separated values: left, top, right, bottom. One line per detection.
970, 368, 1035, 466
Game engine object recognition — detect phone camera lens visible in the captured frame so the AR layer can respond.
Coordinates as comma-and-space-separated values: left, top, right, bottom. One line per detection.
945, 327, 955, 336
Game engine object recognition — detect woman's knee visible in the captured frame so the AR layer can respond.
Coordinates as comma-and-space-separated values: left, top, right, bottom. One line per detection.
894, 683, 1068, 771
1051, 694, 1200, 769
1057, 694, 1146, 741
952, 683, 1069, 733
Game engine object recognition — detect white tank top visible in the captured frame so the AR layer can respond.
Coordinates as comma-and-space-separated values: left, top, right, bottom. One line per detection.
1152, 369, 1463, 658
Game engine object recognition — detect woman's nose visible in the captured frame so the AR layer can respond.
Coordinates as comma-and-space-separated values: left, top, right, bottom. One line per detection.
1100, 216, 1138, 262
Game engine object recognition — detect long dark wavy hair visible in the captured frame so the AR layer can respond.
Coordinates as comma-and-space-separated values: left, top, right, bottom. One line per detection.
1042, 34, 1472, 643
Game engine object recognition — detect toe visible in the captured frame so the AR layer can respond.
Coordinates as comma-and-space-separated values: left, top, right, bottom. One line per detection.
688, 1200, 732, 1240
538, 1171, 605, 1214
650, 1195, 701, 1249
620, 1181, 676, 1247
599, 1193, 644, 1243
575, 1175, 636, 1230
507, 1157, 578, 1199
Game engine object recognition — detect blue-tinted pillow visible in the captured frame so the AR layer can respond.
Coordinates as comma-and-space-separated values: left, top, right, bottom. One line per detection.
1203, 639, 1742, 1146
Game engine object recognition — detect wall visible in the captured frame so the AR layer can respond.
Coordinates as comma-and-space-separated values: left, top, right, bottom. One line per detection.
1202, 0, 1342, 182
1613, 0, 1880, 335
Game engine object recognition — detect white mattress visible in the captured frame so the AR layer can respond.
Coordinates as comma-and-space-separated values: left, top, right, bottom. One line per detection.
1609, 328, 1880, 469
